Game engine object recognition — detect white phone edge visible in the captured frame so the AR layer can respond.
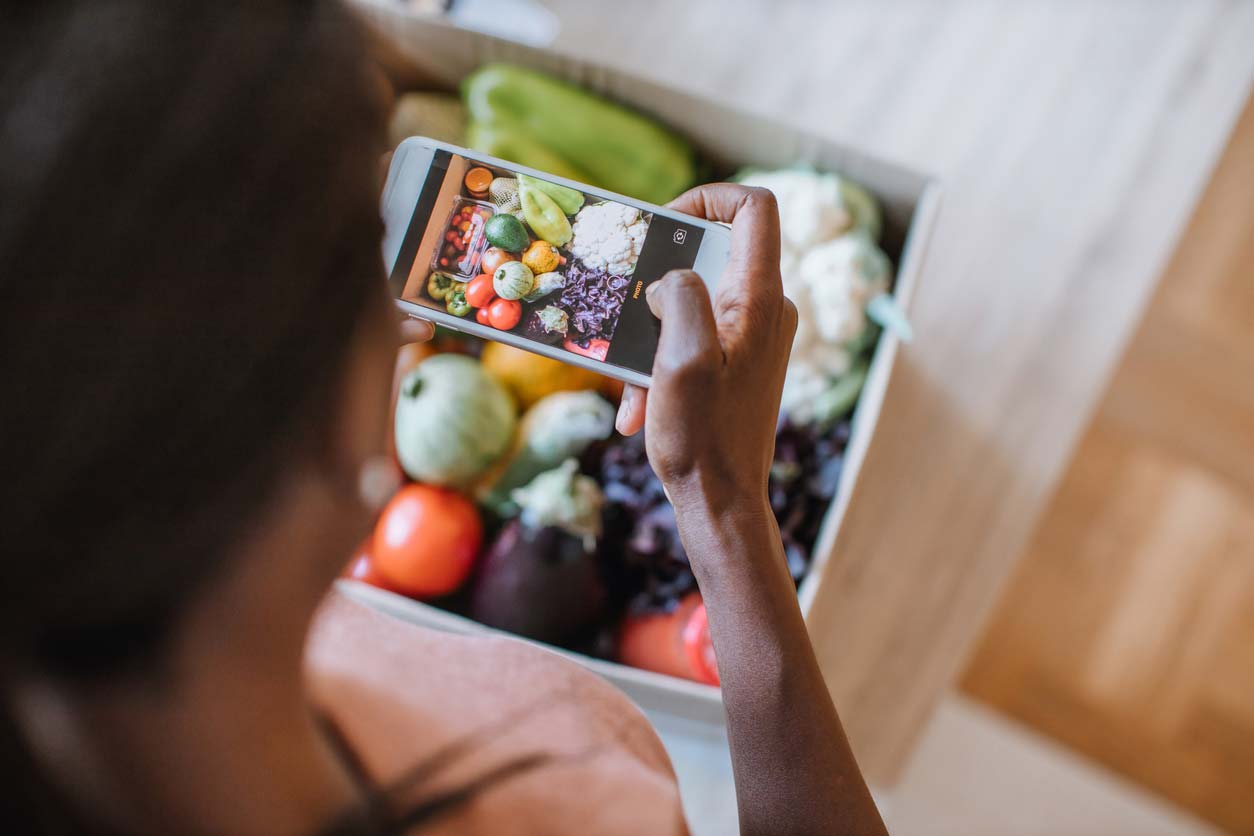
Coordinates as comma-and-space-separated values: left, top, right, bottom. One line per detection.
380, 136, 733, 390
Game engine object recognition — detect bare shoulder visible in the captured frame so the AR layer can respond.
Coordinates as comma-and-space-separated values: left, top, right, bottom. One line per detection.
305, 589, 684, 817
305, 588, 639, 726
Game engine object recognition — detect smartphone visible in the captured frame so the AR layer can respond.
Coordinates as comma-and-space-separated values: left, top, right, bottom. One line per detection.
381, 137, 731, 387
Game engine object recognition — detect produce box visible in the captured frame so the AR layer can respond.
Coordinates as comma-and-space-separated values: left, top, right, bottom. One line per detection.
344, 3, 940, 727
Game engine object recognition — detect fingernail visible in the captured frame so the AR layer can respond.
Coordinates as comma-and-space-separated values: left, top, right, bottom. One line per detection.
615, 386, 635, 434
401, 317, 434, 343
645, 281, 662, 319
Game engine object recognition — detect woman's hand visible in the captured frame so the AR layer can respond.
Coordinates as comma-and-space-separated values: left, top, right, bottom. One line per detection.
617, 184, 886, 836
615, 184, 796, 513
397, 313, 435, 346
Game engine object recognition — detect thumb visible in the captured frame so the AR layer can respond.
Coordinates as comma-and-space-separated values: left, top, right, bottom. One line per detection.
615, 383, 646, 436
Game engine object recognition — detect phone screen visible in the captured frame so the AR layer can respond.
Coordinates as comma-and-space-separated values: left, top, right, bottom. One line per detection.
386, 149, 706, 375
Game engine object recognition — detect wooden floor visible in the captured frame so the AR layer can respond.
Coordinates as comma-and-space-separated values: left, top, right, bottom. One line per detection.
962, 96, 1254, 835
488, 0, 1254, 782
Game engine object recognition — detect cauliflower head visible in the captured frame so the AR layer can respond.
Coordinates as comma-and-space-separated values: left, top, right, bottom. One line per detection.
797, 235, 891, 345
738, 169, 852, 253
780, 361, 833, 425
570, 202, 649, 274
739, 168, 882, 249
739, 167, 895, 425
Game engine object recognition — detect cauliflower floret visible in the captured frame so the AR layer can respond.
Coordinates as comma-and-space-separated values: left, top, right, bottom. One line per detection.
741, 167, 896, 425
809, 340, 854, 378
512, 459, 604, 548
570, 202, 649, 274
780, 360, 832, 425
788, 303, 851, 374
797, 235, 891, 345
738, 169, 852, 252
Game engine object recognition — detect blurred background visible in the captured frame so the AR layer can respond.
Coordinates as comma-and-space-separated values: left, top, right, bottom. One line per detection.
368, 1, 1254, 833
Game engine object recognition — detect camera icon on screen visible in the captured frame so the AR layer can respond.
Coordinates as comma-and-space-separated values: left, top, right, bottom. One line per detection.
672, 229, 687, 244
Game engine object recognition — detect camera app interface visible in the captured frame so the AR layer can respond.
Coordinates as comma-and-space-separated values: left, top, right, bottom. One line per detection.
388, 150, 705, 374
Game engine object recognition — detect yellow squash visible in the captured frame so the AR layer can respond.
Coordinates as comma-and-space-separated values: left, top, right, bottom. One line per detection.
522, 240, 561, 274
480, 342, 605, 409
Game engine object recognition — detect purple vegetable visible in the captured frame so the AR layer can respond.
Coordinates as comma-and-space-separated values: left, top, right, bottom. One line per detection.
590, 418, 851, 615
468, 520, 607, 644
523, 305, 568, 345
558, 262, 630, 346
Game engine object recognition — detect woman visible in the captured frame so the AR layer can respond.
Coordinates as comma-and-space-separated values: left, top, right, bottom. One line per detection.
0, 1, 886, 834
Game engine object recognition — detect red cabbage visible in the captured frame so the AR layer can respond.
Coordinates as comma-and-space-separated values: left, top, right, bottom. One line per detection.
558, 262, 631, 346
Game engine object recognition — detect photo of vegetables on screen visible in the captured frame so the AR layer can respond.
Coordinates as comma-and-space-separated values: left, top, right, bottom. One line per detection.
394, 151, 704, 374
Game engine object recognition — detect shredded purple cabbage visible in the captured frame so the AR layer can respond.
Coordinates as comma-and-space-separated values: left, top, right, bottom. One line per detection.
558, 262, 630, 346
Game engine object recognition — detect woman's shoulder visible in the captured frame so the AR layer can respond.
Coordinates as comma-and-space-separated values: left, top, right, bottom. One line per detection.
306, 589, 689, 835
305, 588, 659, 752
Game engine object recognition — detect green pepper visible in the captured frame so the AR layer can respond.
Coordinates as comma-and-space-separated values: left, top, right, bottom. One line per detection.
519, 184, 572, 247
462, 64, 696, 204
428, 272, 456, 301
445, 283, 471, 317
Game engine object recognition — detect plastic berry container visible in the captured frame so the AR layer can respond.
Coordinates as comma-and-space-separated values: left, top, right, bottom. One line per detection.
432, 198, 496, 279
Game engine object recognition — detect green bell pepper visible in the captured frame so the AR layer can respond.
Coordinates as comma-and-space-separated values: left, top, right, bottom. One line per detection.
428, 272, 456, 301
445, 283, 471, 317
520, 184, 572, 247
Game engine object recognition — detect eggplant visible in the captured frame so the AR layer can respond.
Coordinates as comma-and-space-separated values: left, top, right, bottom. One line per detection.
468, 520, 607, 644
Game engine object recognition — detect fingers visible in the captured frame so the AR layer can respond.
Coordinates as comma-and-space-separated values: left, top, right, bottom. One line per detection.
668, 183, 782, 285
397, 315, 435, 345
669, 184, 783, 333
647, 269, 723, 381
615, 384, 647, 436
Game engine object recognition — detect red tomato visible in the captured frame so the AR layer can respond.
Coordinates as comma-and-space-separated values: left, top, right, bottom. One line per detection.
682, 600, 719, 685
476, 307, 492, 326
465, 274, 496, 308
618, 608, 689, 680
487, 298, 522, 330
619, 592, 716, 684
373, 485, 482, 598
563, 338, 610, 361
479, 247, 516, 276
343, 543, 393, 590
